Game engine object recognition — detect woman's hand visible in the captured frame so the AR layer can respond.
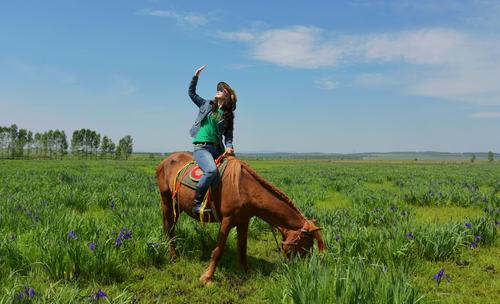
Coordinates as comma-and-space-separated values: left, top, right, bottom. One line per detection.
225, 147, 234, 155
194, 65, 207, 77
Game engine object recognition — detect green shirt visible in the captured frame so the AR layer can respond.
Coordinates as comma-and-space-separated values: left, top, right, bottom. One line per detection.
193, 108, 224, 143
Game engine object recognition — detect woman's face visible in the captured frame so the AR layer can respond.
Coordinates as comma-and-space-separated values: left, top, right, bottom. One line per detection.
215, 89, 228, 100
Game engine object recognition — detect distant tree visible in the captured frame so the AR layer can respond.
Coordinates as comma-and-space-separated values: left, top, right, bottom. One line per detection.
488, 151, 494, 162
117, 135, 133, 160
15, 128, 29, 158
100, 136, 112, 159
108, 141, 116, 158
34, 133, 41, 158
7, 124, 18, 158
92, 132, 101, 159
56, 130, 68, 158
470, 153, 476, 163
41, 132, 49, 158
0, 126, 7, 158
71, 130, 83, 158
47, 130, 55, 158
26, 131, 33, 158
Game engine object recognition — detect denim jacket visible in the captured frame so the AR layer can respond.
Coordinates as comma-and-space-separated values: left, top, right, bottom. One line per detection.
188, 76, 233, 149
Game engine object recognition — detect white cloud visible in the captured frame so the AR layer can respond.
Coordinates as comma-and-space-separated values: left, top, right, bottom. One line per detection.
217, 31, 254, 41
314, 77, 337, 90
137, 8, 210, 27
218, 26, 500, 104
359, 28, 465, 65
354, 73, 405, 88
219, 26, 340, 68
471, 112, 500, 118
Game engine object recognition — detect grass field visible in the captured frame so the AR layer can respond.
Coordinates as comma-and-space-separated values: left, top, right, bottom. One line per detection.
1, 159, 499, 303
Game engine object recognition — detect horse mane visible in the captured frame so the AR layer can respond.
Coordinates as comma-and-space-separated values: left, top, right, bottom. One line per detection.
234, 159, 304, 217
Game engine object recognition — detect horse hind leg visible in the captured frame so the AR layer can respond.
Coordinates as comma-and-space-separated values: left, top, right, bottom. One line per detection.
237, 222, 250, 273
161, 191, 179, 259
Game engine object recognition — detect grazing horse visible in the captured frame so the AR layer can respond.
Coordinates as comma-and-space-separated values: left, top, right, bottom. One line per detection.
156, 152, 324, 284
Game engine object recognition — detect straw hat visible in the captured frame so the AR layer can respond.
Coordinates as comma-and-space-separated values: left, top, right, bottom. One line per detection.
217, 81, 237, 110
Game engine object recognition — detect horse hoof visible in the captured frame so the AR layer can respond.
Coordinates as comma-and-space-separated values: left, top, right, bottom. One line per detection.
168, 251, 179, 261
199, 274, 212, 285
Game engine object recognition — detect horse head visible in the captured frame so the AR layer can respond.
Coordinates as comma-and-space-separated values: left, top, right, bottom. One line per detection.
280, 219, 325, 258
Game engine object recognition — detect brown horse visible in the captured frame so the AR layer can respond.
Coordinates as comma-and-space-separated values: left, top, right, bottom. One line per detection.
156, 152, 324, 284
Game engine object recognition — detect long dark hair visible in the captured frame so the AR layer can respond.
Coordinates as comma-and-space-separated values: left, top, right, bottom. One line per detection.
211, 99, 234, 133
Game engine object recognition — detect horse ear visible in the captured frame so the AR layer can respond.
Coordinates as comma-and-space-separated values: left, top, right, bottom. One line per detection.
307, 220, 322, 232
313, 230, 325, 252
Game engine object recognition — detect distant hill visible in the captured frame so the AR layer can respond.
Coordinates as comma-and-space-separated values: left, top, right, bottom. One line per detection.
234, 151, 500, 160
138, 151, 500, 161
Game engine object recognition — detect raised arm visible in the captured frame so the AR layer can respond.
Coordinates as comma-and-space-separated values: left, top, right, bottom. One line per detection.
188, 65, 207, 108
224, 127, 234, 150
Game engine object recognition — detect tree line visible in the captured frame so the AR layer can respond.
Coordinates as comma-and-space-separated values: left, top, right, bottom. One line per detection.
0, 124, 133, 160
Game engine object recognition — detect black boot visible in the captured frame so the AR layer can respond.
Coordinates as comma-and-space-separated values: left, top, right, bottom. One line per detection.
192, 187, 212, 214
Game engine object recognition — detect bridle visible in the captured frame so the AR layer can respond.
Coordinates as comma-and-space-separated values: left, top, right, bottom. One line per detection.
280, 220, 322, 252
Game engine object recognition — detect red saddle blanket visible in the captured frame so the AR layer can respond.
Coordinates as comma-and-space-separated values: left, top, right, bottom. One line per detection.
177, 157, 229, 190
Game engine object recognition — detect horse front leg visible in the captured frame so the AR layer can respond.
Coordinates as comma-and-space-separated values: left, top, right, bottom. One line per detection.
200, 217, 233, 285
237, 222, 250, 273
161, 192, 179, 259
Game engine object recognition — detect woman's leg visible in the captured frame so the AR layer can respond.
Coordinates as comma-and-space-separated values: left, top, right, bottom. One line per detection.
194, 145, 219, 191
192, 145, 219, 213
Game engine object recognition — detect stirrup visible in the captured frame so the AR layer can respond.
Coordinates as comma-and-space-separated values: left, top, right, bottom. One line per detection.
192, 205, 212, 214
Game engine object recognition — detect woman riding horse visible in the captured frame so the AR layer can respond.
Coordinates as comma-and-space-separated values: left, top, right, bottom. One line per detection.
188, 65, 237, 215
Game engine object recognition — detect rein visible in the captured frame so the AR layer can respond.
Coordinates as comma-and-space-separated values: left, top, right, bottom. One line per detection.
269, 224, 282, 254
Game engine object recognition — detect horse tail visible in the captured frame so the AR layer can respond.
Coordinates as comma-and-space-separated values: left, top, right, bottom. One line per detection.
156, 157, 173, 194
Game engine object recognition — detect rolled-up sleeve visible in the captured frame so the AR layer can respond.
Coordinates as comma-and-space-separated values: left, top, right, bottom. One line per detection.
224, 128, 233, 149
188, 76, 206, 108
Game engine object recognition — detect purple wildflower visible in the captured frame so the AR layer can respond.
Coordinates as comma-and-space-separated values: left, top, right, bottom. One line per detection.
495, 220, 500, 225
67, 230, 77, 239
120, 228, 132, 240
115, 237, 123, 248
471, 242, 478, 249
9, 234, 16, 241
109, 200, 115, 209
19, 287, 35, 301
90, 289, 107, 301
115, 228, 132, 248
432, 268, 450, 285
335, 235, 342, 241
465, 223, 472, 229
475, 235, 481, 241
406, 232, 414, 239
89, 241, 96, 252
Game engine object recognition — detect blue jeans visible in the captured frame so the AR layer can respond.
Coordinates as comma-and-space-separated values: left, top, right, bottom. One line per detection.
193, 144, 223, 192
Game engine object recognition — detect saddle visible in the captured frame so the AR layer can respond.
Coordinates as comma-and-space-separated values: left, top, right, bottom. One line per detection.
177, 157, 230, 190
171, 153, 229, 223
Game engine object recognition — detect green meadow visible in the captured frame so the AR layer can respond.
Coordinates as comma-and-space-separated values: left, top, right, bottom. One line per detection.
0, 159, 499, 303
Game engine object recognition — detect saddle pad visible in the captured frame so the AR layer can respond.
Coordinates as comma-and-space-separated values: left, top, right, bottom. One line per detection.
179, 157, 229, 190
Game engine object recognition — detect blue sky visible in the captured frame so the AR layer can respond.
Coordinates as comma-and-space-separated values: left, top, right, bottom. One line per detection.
1, 0, 499, 153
